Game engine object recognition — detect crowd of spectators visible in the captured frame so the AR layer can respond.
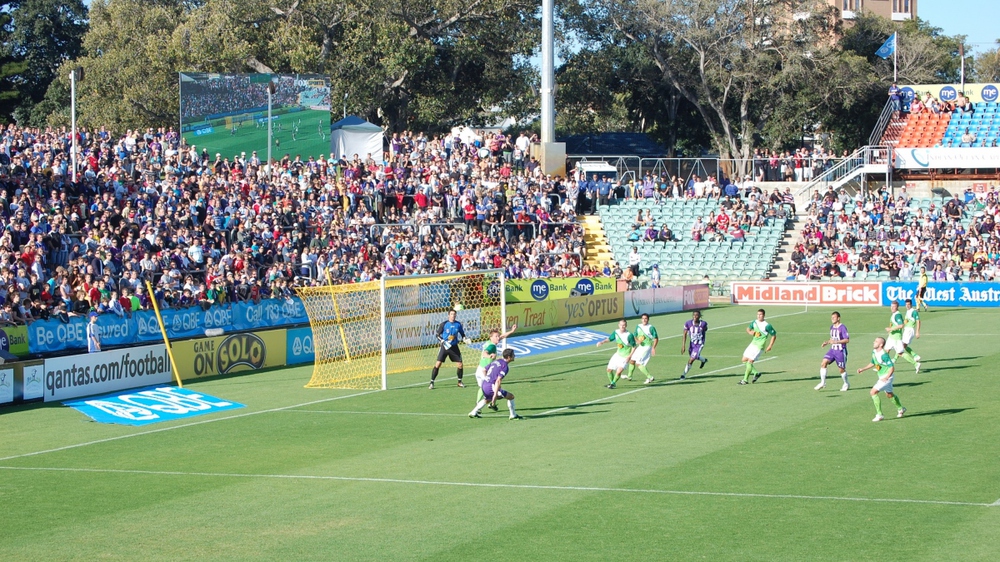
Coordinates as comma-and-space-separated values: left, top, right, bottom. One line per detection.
786, 185, 1000, 281
0, 124, 587, 326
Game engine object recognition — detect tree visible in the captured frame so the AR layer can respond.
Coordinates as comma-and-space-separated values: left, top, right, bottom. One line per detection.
975, 40, 1000, 83
0, 0, 87, 124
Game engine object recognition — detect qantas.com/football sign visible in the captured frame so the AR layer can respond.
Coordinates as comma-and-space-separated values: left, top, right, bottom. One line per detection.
730, 282, 881, 306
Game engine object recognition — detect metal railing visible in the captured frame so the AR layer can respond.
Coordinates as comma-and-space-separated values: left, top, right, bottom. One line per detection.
795, 145, 889, 198
869, 99, 898, 146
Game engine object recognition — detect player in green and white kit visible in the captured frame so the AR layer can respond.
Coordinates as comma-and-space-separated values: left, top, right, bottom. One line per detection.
475, 324, 518, 409
857, 336, 905, 422
740, 309, 776, 385
627, 313, 659, 385
902, 298, 923, 373
596, 319, 636, 389
884, 300, 919, 373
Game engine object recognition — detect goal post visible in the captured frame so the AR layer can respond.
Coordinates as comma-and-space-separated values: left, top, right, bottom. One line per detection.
297, 269, 507, 390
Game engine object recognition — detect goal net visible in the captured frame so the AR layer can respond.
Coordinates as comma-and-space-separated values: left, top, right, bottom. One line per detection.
296, 270, 506, 390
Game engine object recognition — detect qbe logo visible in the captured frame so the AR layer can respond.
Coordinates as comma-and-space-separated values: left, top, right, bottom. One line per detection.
530, 280, 550, 301
982, 85, 999, 103
939, 86, 957, 102
574, 279, 595, 296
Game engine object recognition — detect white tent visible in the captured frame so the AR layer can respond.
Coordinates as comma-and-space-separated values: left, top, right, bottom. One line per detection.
330, 116, 384, 163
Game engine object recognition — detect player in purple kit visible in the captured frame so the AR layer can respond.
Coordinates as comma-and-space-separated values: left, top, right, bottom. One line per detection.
816, 311, 851, 391
468, 349, 521, 420
680, 310, 708, 380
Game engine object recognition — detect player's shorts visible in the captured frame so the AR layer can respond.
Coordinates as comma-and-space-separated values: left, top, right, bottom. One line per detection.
872, 374, 894, 394
743, 344, 763, 362
475, 366, 488, 384
688, 344, 704, 360
823, 349, 847, 370
436, 345, 463, 364
607, 353, 630, 372
630, 345, 652, 366
902, 327, 916, 345
886, 336, 905, 354
481, 385, 510, 401
917, 286, 927, 299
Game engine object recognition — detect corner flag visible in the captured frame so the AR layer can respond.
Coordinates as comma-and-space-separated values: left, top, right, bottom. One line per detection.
876, 33, 897, 59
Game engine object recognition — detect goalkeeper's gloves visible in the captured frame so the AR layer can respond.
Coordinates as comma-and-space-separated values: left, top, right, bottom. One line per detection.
463, 337, 472, 345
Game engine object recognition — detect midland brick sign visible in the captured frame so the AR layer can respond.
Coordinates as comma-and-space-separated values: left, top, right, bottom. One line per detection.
730, 282, 881, 306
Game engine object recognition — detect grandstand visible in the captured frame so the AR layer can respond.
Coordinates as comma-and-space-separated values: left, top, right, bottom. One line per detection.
596, 199, 788, 287
882, 102, 1000, 149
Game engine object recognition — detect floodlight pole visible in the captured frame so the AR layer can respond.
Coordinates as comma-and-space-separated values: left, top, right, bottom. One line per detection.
70, 67, 79, 183
267, 80, 275, 174
540, 0, 555, 143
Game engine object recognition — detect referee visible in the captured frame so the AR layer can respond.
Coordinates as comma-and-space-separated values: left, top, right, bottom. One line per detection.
429, 309, 470, 389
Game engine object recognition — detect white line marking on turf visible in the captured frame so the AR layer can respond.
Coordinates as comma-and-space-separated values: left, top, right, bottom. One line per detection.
280, 410, 465, 417
0, 465, 989, 508
0, 309, 805, 462
992, 498, 1000, 507
535, 356, 777, 418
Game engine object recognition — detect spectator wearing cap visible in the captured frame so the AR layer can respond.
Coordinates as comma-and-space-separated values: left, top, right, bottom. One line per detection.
650, 263, 661, 288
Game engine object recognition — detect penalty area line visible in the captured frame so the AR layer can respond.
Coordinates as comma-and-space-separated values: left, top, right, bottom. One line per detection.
534, 356, 777, 418
0, 465, 989, 508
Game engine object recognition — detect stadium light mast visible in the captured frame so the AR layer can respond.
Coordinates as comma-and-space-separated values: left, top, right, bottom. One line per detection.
70, 66, 83, 183
267, 80, 276, 174
538, 0, 566, 176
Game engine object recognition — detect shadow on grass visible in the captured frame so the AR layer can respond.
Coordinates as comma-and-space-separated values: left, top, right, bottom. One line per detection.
518, 403, 612, 412
894, 381, 932, 388
901, 408, 973, 419
921, 356, 980, 363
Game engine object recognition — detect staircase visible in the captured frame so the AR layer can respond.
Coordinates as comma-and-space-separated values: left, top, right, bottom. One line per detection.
579, 214, 614, 269
769, 217, 802, 279
794, 145, 890, 207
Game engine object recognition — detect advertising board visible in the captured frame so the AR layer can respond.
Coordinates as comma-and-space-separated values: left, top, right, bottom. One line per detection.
882, 282, 1000, 307
683, 284, 710, 311
43, 344, 173, 402
506, 277, 616, 303
503, 301, 558, 334
731, 282, 881, 306
556, 292, 624, 326
0, 368, 12, 404
624, 287, 684, 316
22, 363, 44, 400
171, 330, 287, 380
286, 327, 315, 365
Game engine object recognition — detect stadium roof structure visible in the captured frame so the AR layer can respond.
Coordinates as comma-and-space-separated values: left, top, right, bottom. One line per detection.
558, 132, 666, 157
331, 115, 382, 132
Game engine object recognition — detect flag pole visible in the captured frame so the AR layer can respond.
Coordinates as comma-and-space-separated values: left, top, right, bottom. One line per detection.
893, 33, 898, 83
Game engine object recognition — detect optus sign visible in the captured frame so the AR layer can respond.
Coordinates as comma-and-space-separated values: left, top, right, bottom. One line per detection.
556, 293, 624, 326
730, 282, 881, 306
171, 329, 287, 380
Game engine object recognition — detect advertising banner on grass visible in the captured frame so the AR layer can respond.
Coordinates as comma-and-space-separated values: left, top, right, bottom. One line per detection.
556, 292, 624, 326
171, 330, 287, 380
506, 277, 616, 303
882, 282, 1000, 307
65, 386, 244, 426
29, 298, 310, 355
730, 282, 882, 306
43, 344, 173, 402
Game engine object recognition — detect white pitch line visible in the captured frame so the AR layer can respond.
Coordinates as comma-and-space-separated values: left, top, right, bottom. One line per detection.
0, 465, 990, 508
992, 498, 1000, 507
535, 356, 777, 418
0, 308, 804, 462
280, 410, 466, 417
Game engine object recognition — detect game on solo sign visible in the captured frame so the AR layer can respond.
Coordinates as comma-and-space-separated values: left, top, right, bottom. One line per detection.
730, 282, 881, 306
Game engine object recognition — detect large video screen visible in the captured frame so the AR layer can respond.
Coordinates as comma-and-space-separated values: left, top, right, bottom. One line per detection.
180, 73, 331, 163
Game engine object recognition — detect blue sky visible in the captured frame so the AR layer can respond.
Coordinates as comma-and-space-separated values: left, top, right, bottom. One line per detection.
920, 0, 999, 55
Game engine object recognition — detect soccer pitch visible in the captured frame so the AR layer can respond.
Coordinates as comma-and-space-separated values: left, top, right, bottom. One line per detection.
184, 108, 332, 161
2, 304, 999, 561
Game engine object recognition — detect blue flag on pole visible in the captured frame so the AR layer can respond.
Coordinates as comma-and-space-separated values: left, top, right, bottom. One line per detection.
876, 33, 896, 59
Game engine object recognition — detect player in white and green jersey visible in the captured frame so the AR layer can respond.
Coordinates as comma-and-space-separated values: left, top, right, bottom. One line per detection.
627, 313, 659, 385
901, 299, 923, 373
475, 324, 518, 408
884, 300, 919, 372
740, 309, 777, 384
596, 319, 636, 389
857, 336, 905, 422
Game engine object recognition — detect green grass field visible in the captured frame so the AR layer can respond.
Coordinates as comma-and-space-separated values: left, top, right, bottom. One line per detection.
2, 304, 999, 561
182, 109, 331, 161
